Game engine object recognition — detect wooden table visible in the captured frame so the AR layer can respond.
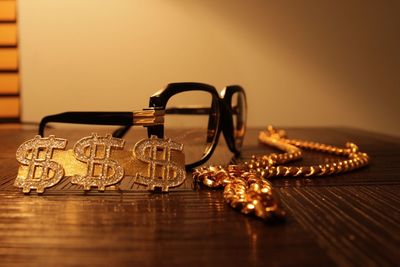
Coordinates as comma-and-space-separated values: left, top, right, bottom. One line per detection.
0, 126, 399, 267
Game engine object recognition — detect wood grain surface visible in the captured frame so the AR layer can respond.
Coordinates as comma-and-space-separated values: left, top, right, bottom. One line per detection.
0, 126, 399, 267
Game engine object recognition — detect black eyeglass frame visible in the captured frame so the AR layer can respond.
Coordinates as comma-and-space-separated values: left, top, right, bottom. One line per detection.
38, 82, 247, 170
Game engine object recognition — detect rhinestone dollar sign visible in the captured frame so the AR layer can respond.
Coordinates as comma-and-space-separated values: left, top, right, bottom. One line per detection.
14, 135, 67, 193
134, 135, 186, 192
71, 133, 125, 191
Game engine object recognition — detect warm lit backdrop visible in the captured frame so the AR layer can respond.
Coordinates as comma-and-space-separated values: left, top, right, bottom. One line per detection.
18, 0, 400, 136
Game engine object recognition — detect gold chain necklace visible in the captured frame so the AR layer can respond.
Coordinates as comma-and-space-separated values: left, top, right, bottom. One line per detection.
193, 126, 370, 222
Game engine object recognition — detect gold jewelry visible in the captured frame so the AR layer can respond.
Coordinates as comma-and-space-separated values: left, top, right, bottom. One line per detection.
14, 127, 370, 224
15, 134, 186, 193
15, 135, 67, 194
193, 126, 370, 223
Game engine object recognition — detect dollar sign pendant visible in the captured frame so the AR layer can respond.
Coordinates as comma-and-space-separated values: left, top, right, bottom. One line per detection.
14, 135, 67, 193
134, 135, 186, 192
71, 133, 125, 191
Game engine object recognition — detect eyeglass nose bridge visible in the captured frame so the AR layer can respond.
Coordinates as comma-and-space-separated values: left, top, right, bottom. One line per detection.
219, 100, 239, 155
205, 97, 221, 144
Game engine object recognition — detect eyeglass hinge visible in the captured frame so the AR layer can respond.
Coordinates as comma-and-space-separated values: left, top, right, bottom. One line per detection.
132, 108, 165, 126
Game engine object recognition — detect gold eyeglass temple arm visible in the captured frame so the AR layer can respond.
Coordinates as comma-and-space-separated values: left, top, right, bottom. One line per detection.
132, 109, 165, 126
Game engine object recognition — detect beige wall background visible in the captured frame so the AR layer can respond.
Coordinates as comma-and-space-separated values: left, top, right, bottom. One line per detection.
18, 0, 399, 136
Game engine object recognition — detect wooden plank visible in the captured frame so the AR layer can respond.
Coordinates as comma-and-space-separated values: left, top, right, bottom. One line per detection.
0, 1, 16, 22
279, 185, 400, 266
0, 191, 336, 267
0, 96, 19, 117
0, 127, 398, 266
0, 72, 18, 93
0, 23, 17, 45
0, 48, 18, 70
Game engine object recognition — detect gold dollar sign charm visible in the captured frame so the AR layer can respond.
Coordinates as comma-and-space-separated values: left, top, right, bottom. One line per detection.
71, 133, 125, 191
134, 135, 186, 192
14, 135, 67, 193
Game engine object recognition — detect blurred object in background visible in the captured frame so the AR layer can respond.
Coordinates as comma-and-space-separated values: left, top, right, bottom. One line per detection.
0, 0, 19, 123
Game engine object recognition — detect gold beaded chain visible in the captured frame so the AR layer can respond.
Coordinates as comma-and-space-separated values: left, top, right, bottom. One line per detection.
192, 126, 370, 223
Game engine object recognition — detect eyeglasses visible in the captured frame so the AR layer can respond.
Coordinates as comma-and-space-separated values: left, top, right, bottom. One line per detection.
38, 82, 247, 169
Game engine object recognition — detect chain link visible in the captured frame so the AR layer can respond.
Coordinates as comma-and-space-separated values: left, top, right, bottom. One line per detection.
193, 126, 370, 222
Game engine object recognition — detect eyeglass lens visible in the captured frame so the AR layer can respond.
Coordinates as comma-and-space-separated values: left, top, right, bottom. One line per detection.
164, 90, 219, 165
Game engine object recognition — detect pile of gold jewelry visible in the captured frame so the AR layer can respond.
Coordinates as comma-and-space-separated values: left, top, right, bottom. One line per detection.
14, 125, 370, 223
193, 126, 370, 223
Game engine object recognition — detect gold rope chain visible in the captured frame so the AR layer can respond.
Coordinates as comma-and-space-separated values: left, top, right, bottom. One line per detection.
192, 126, 370, 223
